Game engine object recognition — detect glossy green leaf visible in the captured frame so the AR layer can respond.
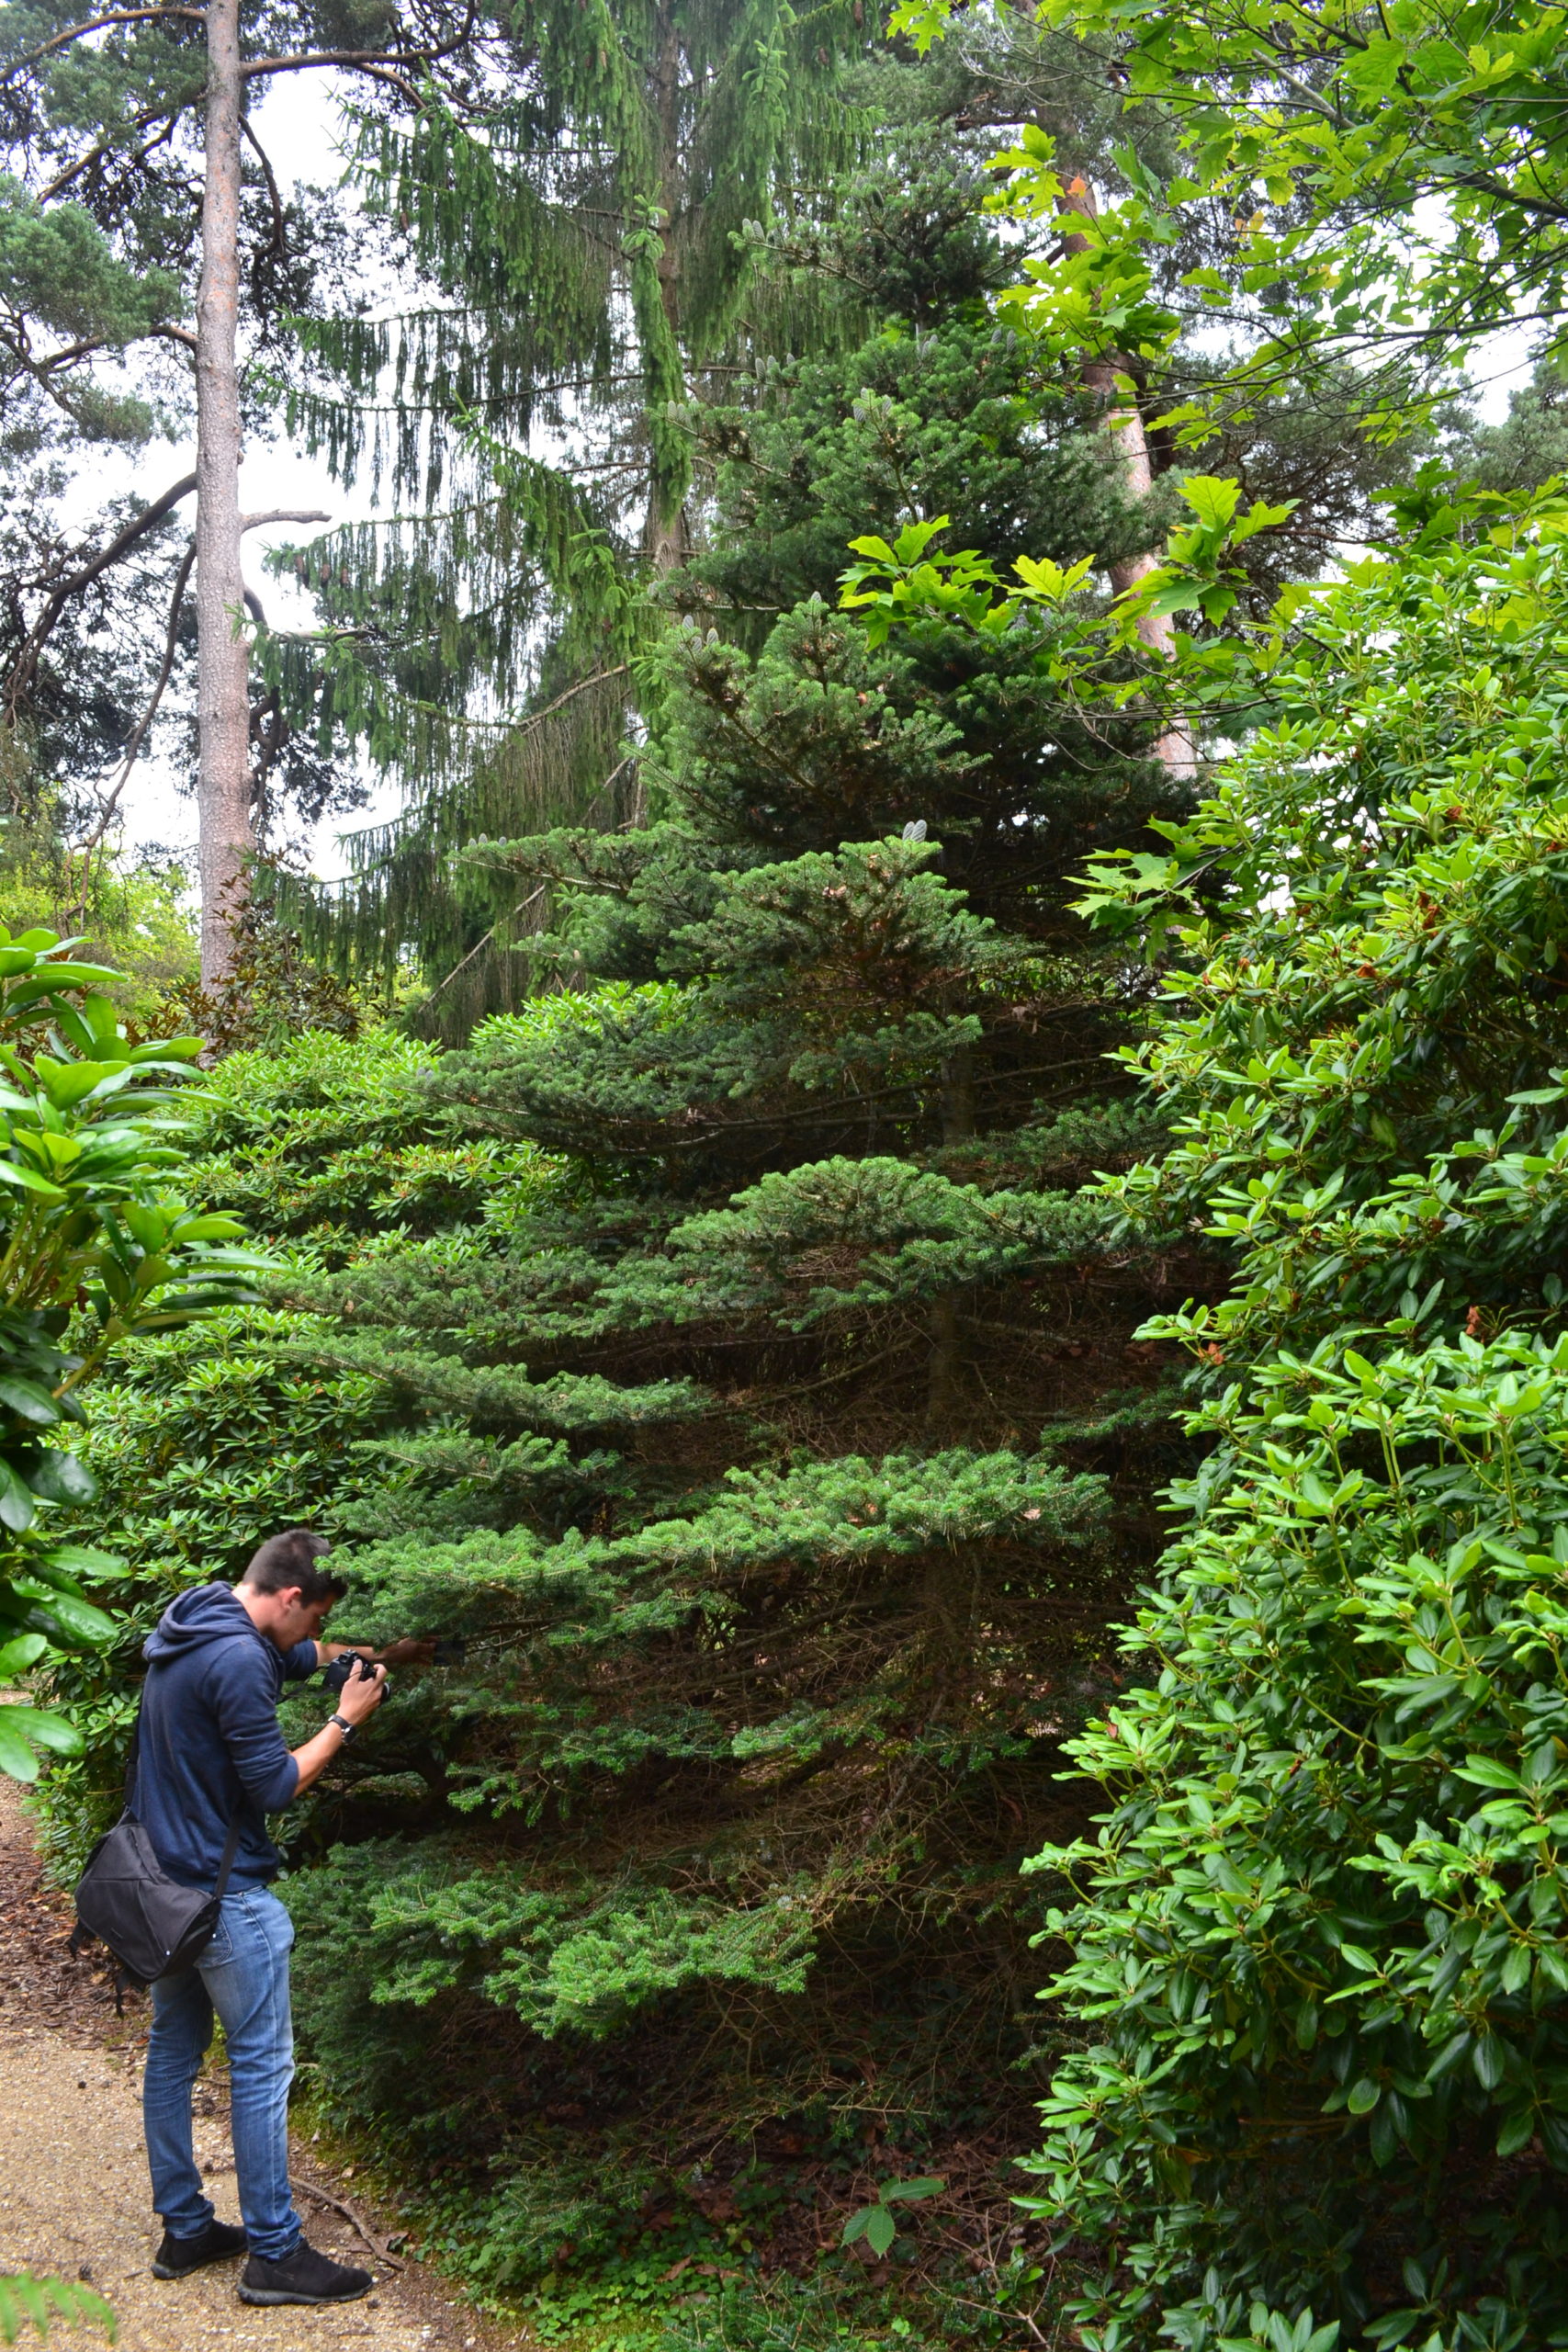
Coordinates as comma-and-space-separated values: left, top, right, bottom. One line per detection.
0, 1379, 59, 1426
0, 1464, 36, 1532
22, 1451, 98, 1506
0, 1714, 39, 1782
0, 1705, 82, 1757
21, 1589, 115, 1646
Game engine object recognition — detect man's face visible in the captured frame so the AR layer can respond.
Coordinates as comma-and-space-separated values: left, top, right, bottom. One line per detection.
272, 1589, 335, 1651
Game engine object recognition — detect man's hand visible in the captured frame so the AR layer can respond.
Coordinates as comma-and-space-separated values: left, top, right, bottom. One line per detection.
289, 1660, 387, 1795
376, 1637, 437, 1668
336, 1660, 387, 1725
319, 1636, 436, 1671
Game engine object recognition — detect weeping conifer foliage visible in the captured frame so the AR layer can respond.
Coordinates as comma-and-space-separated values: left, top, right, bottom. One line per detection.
266, 0, 872, 1030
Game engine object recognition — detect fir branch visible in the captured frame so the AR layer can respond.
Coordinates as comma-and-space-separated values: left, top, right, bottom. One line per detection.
325, 667, 631, 876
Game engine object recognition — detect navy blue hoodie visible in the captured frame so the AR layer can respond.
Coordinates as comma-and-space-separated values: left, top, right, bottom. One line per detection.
134, 1584, 321, 1888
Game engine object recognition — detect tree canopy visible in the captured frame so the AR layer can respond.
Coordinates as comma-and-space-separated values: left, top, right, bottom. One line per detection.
892, 0, 1568, 447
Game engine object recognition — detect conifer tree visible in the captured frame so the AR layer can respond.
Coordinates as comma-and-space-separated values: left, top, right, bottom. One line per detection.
55, 164, 1208, 2299
275, 17, 1447, 1022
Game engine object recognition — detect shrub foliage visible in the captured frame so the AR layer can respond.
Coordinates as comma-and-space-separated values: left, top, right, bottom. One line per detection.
1022, 494, 1568, 2347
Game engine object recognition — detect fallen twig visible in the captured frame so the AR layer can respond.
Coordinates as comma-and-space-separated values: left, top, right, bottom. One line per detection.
294, 2178, 404, 2270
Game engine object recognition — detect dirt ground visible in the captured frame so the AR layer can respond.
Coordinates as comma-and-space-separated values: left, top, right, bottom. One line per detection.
0, 1777, 525, 2352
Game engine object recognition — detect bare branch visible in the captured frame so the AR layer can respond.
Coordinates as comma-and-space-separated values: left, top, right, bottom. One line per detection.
27, 5, 477, 205
240, 508, 331, 532
240, 116, 288, 257
241, 52, 424, 102
37, 107, 183, 203
422, 882, 548, 1006
0, 314, 194, 396
31, 332, 118, 372
241, 3, 478, 97
76, 536, 197, 872
0, 318, 147, 389
293, 2179, 404, 2272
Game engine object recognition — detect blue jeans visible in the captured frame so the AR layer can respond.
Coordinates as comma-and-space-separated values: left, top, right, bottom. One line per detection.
142, 1886, 302, 2262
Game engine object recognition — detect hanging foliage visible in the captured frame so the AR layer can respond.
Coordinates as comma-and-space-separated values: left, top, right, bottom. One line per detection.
266, 0, 873, 1022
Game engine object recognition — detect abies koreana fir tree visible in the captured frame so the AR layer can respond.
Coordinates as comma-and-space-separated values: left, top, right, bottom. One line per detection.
44, 168, 1221, 2300
183, 851, 1187, 2285
678, 141, 1165, 643
265, 0, 872, 1028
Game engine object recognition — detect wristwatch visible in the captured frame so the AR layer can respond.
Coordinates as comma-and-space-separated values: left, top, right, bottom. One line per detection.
330, 1713, 356, 1742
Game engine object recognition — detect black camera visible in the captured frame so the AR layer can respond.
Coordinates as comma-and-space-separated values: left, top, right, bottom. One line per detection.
323, 1651, 378, 1694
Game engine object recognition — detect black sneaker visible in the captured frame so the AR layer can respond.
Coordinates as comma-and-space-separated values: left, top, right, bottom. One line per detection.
152, 2217, 249, 2278
237, 2239, 373, 2306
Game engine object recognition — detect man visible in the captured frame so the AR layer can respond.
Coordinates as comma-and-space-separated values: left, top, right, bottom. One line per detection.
133, 1527, 431, 2308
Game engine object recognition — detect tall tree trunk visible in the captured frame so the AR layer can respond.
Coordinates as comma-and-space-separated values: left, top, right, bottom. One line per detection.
1063, 181, 1195, 783
644, 0, 690, 575
926, 1042, 975, 1430
196, 0, 252, 987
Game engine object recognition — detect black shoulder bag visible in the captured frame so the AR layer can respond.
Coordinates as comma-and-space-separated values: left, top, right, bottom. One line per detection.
72, 1701, 243, 1988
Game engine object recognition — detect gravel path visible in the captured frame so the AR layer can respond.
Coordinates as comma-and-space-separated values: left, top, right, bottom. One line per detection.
0, 1776, 520, 2352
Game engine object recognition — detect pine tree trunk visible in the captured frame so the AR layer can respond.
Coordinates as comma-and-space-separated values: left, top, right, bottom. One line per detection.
196, 0, 252, 986
1064, 184, 1195, 784
644, 0, 690, 575
926, 1042, 975, 1430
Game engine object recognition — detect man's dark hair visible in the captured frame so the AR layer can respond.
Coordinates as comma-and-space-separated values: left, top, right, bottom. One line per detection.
238, 1529, 345, 1605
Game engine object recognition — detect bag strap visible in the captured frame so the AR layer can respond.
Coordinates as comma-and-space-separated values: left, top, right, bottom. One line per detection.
212, 1806, 244, 1901
121, 1701, 141, 1811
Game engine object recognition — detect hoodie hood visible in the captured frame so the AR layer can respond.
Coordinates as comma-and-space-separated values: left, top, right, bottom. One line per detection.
143, 1581, 263, 1666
